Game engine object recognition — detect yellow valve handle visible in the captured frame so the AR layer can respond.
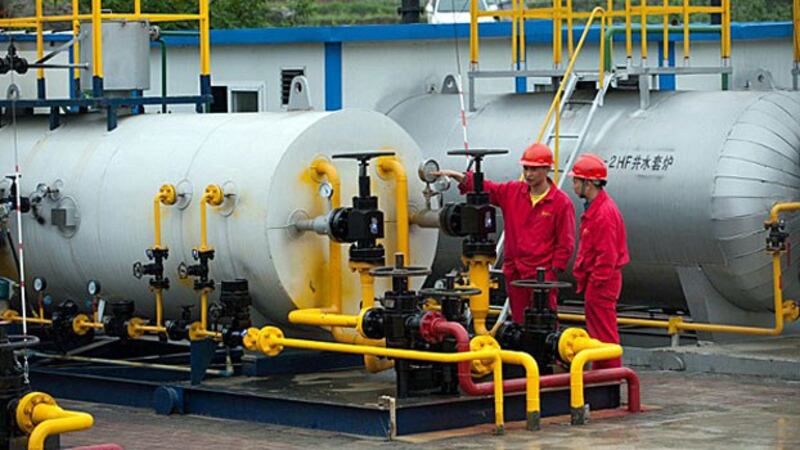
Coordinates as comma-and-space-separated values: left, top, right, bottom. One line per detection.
188, 322, 206, 341
258, 326, 285, 357
470, 335, 500, 377
557, 327, 590, 363
15, 392, 56, 434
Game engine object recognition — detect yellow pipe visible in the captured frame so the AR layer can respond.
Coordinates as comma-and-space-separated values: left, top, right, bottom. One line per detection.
569, 339, 623, 409
153, 184, 177, 250
16, 392, 93, 450
723, 0, 731, 59
625, 0, 633, 60
134, 0, 141, 17
641, 0, 648, 62
566, 0, 574, 59
552, 0, 562, 67
200, 288, 209, 331
662, 0, 668, 66
249, 326, 509, 432
519, 0, 526, 66
91, 0, 102, 79
536, 7, 606, 143
35, 0, 44, 81
499, 350, 540, 427
470, 0, 478, 65
199, 0, 211, 75
199, 184, 223, 252
2, 312, 52, 326
559, 249, 799, 336
466, 255, 494, 335
72, 0, 80, 81
794, 0, 799, 63
310, 159, 343, 314
511, 0, 518, 66
376, 156, 410, 264
683, 0, 690, 63
599, 13, 606, 88
492, 353, 504, 434
288, 309, 359, 328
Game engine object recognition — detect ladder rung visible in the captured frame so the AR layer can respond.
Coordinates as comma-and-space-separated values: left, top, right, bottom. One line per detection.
567, 99, 594, 105
549, 133, 580, 139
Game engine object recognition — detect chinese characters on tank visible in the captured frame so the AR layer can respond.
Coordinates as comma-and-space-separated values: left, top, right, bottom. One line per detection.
607, 154, 675, 173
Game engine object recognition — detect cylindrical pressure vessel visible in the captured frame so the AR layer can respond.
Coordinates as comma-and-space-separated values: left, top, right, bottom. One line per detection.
0, 110, 438, 327
388, 89, 800, 314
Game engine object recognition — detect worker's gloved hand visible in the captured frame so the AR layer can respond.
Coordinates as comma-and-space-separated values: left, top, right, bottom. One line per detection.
431, 169, 466, 184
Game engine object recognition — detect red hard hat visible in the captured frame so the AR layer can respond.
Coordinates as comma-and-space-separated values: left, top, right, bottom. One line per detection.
519, 143, 554, 167
568, 153, 608, 181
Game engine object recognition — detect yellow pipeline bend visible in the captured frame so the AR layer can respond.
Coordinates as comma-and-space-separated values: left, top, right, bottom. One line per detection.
500, 350, 541, 423
569, 343, 623, 409
768, 202, 800, 224
16, 392, 93, 450
376, 156, 410, 262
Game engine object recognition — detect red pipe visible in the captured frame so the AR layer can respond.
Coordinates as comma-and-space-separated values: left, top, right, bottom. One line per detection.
431, 320, 640, 412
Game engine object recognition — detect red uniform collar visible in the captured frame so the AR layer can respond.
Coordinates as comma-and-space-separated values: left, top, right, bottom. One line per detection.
583, 189, 609, 218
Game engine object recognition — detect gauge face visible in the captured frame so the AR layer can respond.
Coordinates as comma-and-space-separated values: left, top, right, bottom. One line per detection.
87, 280, 100, 296
192, 249, 200, 260
33, 277, 46, 292
418, 159, 441, 184
318, 182, 334, 199
178, 263, 189, 279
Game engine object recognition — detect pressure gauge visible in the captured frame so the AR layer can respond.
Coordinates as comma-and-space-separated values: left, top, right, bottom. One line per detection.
177, 262, 189, 279
418, 159, 441, 184
145, 248, 154, 259
192, 248, 200, 260
33, 277, 47, 293
86, 279, 101, 297
318, 182, 334, 200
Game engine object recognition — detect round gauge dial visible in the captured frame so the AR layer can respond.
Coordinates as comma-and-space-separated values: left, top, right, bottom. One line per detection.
418, 159, 441, 184
33, 277, 46, 292
87, 279, 101, 296
318, 182, 334, 199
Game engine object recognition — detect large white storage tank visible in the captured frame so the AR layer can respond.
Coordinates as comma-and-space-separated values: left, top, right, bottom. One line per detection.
0, 110, 439, 327
387, 89, 800, 326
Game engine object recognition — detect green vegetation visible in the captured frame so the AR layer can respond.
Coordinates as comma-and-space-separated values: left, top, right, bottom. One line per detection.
15, 0, 799, 29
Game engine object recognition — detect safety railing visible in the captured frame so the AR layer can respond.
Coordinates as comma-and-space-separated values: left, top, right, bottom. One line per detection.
470, 0, 731, 70
0, 0, 211, 113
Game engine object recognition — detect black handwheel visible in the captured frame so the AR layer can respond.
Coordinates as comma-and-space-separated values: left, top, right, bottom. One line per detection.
0, 334, 40, 350
511, 279, 572, 289
420, 287, 482, 298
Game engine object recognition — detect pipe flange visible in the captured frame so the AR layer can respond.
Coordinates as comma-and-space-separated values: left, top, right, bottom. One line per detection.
127, 317, 146, 339
72, 314, 91, 336
16, 392, 56, 434
1, 309, 19, 321
188, 322, 206, 341
418, 311, 445, 344
558, 327, 590, 363
784, 300, 800, 322
258, 326, 285, 356
159, 184, 178, 206
242, 327, 260, 352
175, 179, 193, 210
470, 335, 500, 377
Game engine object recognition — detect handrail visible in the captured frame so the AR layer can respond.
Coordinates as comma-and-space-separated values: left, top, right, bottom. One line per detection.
794, 0, 799, 79
469, 1, 731, 72
0, 1, 211, 99
535, 6, 606, 183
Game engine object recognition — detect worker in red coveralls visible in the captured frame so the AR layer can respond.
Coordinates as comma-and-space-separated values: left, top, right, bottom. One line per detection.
570, 153, 629, 369
433, 143, 575, 323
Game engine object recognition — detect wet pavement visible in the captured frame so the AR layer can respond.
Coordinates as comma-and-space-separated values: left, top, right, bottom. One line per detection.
59, 369, 800, 449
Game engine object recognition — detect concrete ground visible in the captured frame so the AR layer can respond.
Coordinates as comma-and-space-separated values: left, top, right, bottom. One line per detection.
59, 370, 800, 449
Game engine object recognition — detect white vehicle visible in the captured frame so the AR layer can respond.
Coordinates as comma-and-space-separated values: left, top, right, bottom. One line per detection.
425, 0, 499, 25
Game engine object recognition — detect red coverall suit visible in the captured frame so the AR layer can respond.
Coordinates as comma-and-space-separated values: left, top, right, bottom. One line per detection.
459, 172, 575, 323
573, 189, 629, 369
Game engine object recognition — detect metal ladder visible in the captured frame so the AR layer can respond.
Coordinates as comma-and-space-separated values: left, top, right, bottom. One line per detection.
545, 72, 615, 190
